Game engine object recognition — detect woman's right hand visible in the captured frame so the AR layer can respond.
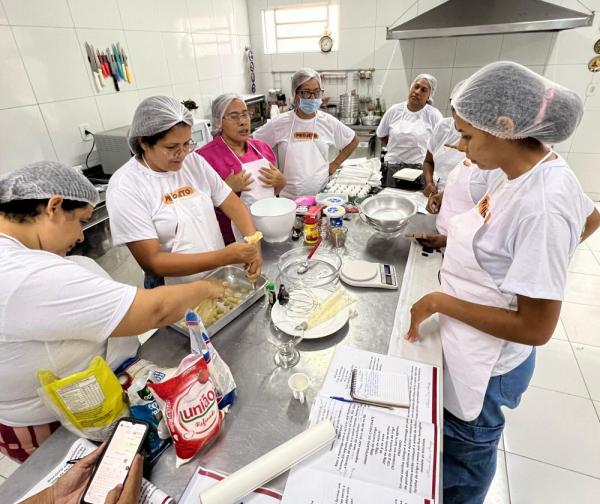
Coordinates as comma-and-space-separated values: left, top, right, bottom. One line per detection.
225, 170, 253, 193
204, 279, 226, 299
225, 242, 260, 264
426, 191, 443, 214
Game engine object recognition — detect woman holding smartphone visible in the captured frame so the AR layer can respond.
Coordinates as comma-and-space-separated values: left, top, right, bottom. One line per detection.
406, 61, 600, 503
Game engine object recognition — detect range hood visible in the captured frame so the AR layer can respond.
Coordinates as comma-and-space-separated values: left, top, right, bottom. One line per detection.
387, 0, 594, 40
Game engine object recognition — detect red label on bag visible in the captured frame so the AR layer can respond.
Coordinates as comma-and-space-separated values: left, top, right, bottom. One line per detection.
149, 356, 223, 465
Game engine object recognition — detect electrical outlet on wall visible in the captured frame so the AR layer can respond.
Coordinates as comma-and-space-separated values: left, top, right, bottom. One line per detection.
78, 123, 93, 141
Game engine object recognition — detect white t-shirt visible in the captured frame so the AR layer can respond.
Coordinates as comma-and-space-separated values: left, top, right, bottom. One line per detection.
427, 117, 465, 189
377, 102, 443, 164
472, 157, 595, 375
0, 234, 137, 426
107, 154, 232, 251
253, 110, 356, 173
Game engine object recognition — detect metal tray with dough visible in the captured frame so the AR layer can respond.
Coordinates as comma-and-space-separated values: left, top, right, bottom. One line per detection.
171, 265, 267, 337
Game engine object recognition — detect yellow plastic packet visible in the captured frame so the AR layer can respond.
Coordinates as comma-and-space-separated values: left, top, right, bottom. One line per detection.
37, 356, 128, 441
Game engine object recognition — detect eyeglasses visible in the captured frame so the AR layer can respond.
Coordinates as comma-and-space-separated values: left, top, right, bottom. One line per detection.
159, 140, 197, 158
223, 111, 251, 122
298, 89, 324, 99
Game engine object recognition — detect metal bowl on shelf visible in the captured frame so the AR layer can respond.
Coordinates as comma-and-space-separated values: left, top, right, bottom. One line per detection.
359, 193, 417, 233
339, 116, 357, 126
360, 115, 380, 126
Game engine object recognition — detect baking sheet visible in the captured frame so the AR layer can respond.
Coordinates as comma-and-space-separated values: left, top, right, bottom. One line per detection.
171, 265, 267, 337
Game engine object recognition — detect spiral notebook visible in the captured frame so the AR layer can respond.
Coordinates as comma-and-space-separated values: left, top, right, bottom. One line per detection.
350, 368, 410, 409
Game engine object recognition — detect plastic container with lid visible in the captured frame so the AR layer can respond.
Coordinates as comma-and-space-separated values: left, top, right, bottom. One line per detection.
323, 205, 346, 228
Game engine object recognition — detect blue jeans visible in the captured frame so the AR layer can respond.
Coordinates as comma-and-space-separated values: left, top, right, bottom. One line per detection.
443, 348, 536, 504
144, 274, 164, 289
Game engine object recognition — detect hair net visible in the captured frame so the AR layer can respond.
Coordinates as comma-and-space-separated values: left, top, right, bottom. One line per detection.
452, 61, 583, 143
128, 96, 193, 154
0, 161, 99, 205
449, 80, 465, 102
412, 73, 437, 103
211, 93, 245, 136
291, 68, 322, 97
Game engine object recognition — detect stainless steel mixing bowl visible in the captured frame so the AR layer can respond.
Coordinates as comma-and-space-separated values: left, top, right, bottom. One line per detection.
359, 193, 417, 233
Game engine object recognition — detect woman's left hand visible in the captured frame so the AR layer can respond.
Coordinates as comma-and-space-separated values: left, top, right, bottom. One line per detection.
405, 292, 442, 343
258, 164, 286, 192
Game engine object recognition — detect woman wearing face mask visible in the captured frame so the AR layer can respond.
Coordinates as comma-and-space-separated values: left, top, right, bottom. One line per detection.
0, 162, 223, 463
377, 74, 443, 187
197, 93, 285, 244
253, 68, 359, 199
405, 62, 600, 504
107, 96, 262, 288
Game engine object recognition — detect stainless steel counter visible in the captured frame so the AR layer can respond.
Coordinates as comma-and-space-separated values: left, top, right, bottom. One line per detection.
0, 213, 437, 503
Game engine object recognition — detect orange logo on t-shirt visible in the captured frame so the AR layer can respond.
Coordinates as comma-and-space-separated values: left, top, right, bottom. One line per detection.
163, 185, 194, 204
478, 195, 491, 222
293, 131, 320, 141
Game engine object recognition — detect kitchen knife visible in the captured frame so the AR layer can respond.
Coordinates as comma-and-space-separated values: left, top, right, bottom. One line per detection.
106, 49, 120, 91
84, 42, 102, 92
120, 44, 133, 84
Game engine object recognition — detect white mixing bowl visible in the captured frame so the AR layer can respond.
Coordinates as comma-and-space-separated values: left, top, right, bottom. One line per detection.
250, 197, 296, 243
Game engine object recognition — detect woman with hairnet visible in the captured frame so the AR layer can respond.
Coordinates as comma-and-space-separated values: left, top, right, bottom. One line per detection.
107, 96, 262, 288
421, 80, 471, 197
405, 62, 600, 504
253, 68, 359, 199
413, 80, 499, 249
197, 93, 285, 244
377, 74, 443, 185
0, 162, 223, 462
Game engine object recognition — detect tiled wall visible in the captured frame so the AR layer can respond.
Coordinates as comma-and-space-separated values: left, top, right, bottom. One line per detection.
248, 0, 600, 199
0, 0, 251, 174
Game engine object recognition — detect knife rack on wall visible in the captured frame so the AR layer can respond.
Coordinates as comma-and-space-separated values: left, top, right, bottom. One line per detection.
84, 41, 133, 92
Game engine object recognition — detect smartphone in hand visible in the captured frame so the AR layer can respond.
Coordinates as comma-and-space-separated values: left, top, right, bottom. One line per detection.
80, 418, 149, 504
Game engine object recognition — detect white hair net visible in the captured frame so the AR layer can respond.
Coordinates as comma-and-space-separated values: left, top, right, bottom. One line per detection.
452, 61, 583, 143
291, 68, 322, 97
0, 161, 99, 205
128, 96, 193, 155
413, 73, 437, 103
449, 80, 465, 102
211, 93, 245, 136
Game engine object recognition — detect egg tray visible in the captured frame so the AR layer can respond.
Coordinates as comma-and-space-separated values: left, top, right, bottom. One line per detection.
170, 265, 267, 337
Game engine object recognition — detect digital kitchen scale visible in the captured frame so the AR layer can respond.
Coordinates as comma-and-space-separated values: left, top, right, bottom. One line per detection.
340, 260, 398, 289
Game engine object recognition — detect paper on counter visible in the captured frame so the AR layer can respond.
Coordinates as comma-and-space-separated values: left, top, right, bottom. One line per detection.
18, 438, 174, 504
179, 466, 282, 504
305, 397, 436, 500
190, 421, 335, 504
320, 345, 438, 425
283, 465, 434, 504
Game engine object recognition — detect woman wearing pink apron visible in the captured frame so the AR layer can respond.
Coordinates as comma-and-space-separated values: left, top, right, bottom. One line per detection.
406, 62, 600, 504
197, 94, 286, 244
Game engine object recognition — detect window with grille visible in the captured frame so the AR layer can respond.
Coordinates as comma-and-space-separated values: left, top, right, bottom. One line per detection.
262, 3, 339, 54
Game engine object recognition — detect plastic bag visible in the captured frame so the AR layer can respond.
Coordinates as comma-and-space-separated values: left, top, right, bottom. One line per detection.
117, 358, 174, 464
37, 356, 128, 441
148, 354, 223, 467
186, 310, 237, 410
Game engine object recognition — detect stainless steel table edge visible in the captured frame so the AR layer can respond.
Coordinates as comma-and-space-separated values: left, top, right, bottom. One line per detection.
0, 213, 438, 502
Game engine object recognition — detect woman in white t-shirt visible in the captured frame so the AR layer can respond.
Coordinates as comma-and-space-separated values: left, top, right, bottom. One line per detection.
0, 162, 223, 463
406, 62, 600, 504
107, 96, 262, 288
376, 74, 443, 172
253, 68, 359, 199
